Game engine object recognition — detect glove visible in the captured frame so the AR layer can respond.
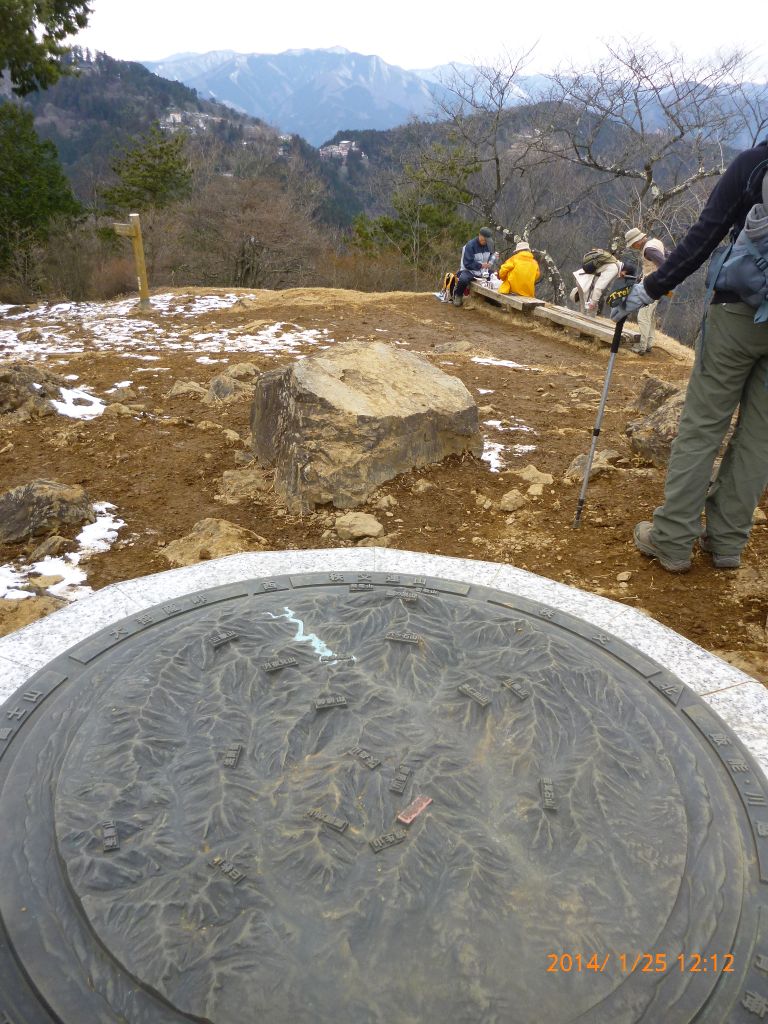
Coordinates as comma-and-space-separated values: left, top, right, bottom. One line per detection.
585, 300, 597, 314
609, 281, 653, 322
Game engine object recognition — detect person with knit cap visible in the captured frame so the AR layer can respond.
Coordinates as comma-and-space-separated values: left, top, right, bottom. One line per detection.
497, 241, 541, 298
452, 227, 494, 306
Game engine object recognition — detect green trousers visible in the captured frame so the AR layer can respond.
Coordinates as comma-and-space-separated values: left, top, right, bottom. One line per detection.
651, 302, 768, 559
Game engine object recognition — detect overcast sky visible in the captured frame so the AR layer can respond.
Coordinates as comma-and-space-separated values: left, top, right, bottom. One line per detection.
73, 0, 768, 75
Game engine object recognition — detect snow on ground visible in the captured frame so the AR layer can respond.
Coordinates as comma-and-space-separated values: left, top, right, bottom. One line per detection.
481, 441, 506, 473
471, 356, 537, 371
0, 293, 333, 362
0, 503, 125, 602
50, 387, 106, 420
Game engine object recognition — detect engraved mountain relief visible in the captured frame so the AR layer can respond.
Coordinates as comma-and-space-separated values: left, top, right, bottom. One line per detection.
0, 575, 765, 1023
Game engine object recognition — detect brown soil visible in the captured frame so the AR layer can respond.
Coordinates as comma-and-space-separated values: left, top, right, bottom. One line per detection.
1, 287, 766, 684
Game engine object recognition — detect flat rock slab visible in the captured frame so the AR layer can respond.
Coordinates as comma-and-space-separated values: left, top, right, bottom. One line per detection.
251, 340, 482, 508
1, 570, 766, 1023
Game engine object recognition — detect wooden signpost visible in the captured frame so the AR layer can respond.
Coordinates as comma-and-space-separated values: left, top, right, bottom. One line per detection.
113, 212, 150, 308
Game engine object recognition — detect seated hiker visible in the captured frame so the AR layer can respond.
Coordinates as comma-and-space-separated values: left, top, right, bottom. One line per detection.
498, 241, 541, 297
453, 227, 494, 306
571, 249, 621, 315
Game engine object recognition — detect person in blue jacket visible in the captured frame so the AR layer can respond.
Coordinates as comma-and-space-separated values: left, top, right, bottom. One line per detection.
453, 228, 494, 306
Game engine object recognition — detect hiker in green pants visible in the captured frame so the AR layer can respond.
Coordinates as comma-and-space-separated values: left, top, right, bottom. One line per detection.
611, 140, 768, 572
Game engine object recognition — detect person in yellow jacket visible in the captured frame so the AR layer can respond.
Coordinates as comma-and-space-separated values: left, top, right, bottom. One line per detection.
498, 241, 541, 297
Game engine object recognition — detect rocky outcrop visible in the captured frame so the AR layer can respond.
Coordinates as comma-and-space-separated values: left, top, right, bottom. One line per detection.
0, 480, 95, 545
634, 373, 682, 414
626, 392, 687, 466
251, 341, 482, 508
0, 362, 65, 421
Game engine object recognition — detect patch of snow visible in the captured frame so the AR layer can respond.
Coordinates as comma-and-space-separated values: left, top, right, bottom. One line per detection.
51, 387, 106, 420
483, 418, 535, 434
0, 502, 125, 602
64, 374, 79, 381
471, 356, 534, 371
477, 388, 494, 394
106, 380, 133, 393
196, 356, 227, 364
481, 440, 506, 473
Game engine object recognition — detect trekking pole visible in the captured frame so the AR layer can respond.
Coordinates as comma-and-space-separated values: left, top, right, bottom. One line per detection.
572, 316, 626, 528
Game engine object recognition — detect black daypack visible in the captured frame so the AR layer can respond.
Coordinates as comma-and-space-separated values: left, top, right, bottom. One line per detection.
581, 248, 615, 275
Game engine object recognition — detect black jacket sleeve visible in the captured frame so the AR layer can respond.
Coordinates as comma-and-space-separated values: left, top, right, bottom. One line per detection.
643, 143, 768, 300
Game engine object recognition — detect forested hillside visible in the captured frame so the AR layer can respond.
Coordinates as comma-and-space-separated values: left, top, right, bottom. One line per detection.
2, 42, 767, 346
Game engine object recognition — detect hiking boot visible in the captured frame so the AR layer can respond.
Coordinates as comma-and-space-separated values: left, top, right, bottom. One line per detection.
630, 345, 645, 354
633, 521, 691, 573
698, 534, 741, 569
452, 291, 463, 307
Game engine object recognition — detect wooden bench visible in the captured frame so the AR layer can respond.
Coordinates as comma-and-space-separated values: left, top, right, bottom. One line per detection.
469, 280, 641, 346
469, 281, 545, 313
533, 305, 641, 345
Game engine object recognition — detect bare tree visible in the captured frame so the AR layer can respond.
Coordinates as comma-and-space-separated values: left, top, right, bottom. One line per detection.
536, 39, 768, 241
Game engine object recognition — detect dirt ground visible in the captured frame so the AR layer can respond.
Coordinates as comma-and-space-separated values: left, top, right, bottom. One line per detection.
1, 286, 766, 685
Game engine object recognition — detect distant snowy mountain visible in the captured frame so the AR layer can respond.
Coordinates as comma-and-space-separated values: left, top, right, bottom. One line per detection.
143, 47, 442, 145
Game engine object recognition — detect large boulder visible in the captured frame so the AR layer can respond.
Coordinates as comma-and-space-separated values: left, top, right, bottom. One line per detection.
251, 341, 482, 508
0, 480, 95, 545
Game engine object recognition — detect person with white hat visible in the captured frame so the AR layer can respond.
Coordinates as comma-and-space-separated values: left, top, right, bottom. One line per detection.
624, 227, 667, 354
497, 240, 541, 298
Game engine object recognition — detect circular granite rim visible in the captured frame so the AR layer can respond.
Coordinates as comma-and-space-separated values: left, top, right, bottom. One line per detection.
0, 548, 766, 776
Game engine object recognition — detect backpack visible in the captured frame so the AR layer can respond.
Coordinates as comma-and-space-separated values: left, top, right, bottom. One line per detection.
709, 164, 768, 322
581, 248, 615, 275
440, 271, 458, 300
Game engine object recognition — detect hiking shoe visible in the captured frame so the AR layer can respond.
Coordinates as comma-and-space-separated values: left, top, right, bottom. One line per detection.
630, 345, 645, 354
633, 521, 691, 573
452, 292, 463, 307
698, 534, 740, 569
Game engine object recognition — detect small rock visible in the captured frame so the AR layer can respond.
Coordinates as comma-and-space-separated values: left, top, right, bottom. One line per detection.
222, 430, 242, 445
25, 573, 65, 591
753, 508, 767, 524
197, 420, 220, 432
161, 518, 267, 567
224, 363, 259, 379
616, 571, 632, 582
499, 489, 526, 512
167, 380, 207, 400
214, 467, 269, 504
511, 464, 554, 486
102, 403, 133, 419
109, 387, 137, 402
412, 480, 434, 494
373, 494, 398, 510
334, 512, 385, 541
527, 483, 545, 497
564, 449, 621, 483
28, 534, 71, 561
478, 405, 495, 418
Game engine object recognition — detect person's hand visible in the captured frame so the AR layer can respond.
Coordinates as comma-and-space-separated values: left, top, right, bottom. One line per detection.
609, 281, 653, 322
585, 300, 597, 314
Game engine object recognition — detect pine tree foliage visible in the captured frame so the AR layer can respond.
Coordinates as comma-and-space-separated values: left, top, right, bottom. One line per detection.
100, 124, 193, 215
0, 0, 92, 95
0, 102, 81, 269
